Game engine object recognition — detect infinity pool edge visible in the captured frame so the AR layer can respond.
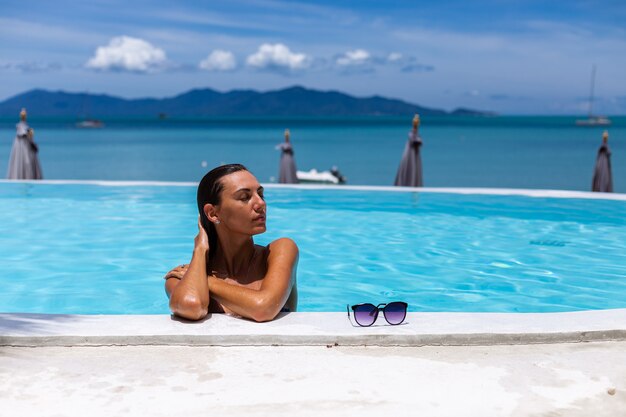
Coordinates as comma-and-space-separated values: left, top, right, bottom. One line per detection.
2, 179, 626, 201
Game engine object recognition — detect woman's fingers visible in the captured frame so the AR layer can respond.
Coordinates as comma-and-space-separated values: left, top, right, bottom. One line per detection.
195, 215, 210, 250
164, 264, 189, 280
164, 271, 182, 279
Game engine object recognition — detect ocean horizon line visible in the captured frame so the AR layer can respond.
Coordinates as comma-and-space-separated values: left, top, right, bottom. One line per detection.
1, 114, 625, 129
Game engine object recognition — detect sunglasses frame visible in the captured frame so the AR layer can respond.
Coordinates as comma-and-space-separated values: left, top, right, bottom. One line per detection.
346, 301, 408, 327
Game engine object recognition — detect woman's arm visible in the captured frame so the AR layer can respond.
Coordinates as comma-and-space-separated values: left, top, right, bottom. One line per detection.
209, 238, 298, 322
166, 218, 211, 321
164, 264, 187, 297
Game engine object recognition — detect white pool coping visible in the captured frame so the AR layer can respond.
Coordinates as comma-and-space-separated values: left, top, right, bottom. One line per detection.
2, 309, 626, 347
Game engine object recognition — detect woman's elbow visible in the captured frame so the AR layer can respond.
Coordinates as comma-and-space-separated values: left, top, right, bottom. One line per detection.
248, 299, 282, 323
249, 310, 276, 323
169, 295, 208, 321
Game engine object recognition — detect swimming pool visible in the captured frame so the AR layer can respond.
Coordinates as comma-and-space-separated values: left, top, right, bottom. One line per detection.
1, 181, 625, 314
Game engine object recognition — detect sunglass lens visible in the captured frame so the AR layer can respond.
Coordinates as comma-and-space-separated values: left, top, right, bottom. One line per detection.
353, 304, 377, 326
383, 302, 407, 325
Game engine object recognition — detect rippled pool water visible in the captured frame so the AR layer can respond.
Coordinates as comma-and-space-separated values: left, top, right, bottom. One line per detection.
1, 182, 625, 314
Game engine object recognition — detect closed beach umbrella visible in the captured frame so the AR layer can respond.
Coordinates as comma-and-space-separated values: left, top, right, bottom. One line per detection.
394, 114, 423, 186
6, 108, 43, 180
277, 129, 298, 184
592, 130, 613, 192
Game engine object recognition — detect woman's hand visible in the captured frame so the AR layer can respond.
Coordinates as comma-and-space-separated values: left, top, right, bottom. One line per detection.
165, 216, 213, 320
165, 217, 209, 281
164, 264, 189, 280
195, 216, 210, 251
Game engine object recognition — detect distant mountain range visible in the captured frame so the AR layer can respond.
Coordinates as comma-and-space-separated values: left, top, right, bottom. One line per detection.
0, 86, 490, 117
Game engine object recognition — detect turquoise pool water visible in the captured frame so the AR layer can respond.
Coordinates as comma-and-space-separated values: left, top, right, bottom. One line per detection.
1, 182, 625, 314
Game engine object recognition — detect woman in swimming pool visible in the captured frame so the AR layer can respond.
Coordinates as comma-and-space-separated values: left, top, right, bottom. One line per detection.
164, 164, 298, 322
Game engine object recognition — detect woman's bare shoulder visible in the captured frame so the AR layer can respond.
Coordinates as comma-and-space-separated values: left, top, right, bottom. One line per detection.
262, 238, 299, 265
266, 237, 298, 252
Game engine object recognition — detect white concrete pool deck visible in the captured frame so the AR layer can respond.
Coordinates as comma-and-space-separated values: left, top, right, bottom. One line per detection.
2, 311, 626, 416
0, 343, 623, 417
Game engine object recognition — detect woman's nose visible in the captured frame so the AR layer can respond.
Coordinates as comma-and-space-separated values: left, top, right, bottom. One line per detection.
253, 194, 266, 211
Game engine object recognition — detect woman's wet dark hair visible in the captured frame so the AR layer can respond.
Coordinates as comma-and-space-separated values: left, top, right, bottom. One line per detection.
197, 163, 248, 266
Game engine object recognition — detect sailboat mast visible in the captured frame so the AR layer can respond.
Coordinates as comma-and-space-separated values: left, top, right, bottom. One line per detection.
588, 64, 596, 118
575, 65, 610, 126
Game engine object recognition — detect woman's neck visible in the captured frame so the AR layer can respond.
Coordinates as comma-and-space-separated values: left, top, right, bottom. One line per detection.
214, 235, 255, 276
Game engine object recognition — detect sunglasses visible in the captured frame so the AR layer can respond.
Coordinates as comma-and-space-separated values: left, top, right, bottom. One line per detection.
346, 302, 408, 327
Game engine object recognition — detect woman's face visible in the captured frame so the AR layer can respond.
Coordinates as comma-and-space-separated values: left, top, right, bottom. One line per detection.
212, 170, 266, 235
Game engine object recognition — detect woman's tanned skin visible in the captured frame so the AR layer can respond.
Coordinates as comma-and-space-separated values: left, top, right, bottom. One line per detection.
165, 169, 298, 322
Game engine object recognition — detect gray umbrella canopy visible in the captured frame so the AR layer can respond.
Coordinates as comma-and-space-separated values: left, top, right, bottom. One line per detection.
6, 110, 43, 180
278, 129, 298, 184
394, 115, 423, 187
592, 131, 613, 192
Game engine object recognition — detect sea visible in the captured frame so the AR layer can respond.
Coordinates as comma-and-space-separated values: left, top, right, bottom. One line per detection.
1, 115, 624, 192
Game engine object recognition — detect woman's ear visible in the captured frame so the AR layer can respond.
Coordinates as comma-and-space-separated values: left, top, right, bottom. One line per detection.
203, 203, 220, 224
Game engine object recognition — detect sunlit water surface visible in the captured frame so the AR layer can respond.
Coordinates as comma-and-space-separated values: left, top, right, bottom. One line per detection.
1, 182, 625, 314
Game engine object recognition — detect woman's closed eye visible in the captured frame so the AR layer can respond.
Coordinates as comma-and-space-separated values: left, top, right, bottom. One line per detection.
234, 187, 263, 203
233, 190, 251, 201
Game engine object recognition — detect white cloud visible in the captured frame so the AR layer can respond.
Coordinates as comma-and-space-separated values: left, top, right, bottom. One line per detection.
246, 43, 310, 71
199, 50, 237, 71
336, 49, 371, 66
86, 36, 167, 72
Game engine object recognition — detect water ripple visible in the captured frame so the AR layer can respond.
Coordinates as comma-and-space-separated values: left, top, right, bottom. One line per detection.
1, 185, 626, 313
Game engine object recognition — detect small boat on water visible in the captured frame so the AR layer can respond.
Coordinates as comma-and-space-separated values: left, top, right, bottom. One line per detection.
576, 65, 611, 126
297, 167, 347, 185
575, 116, 611, 126
76, 92, 105, 128
76, 119, 105, 128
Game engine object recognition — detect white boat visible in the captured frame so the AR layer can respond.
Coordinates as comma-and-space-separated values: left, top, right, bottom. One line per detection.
575, 116, 611, 126
297, 167, 346, 184
76, 119, 104, 128
76, 92, 105, 128
576, 65, 611, 126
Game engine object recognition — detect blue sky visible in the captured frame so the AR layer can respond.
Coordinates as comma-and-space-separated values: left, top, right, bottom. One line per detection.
1, 0, 625, 114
